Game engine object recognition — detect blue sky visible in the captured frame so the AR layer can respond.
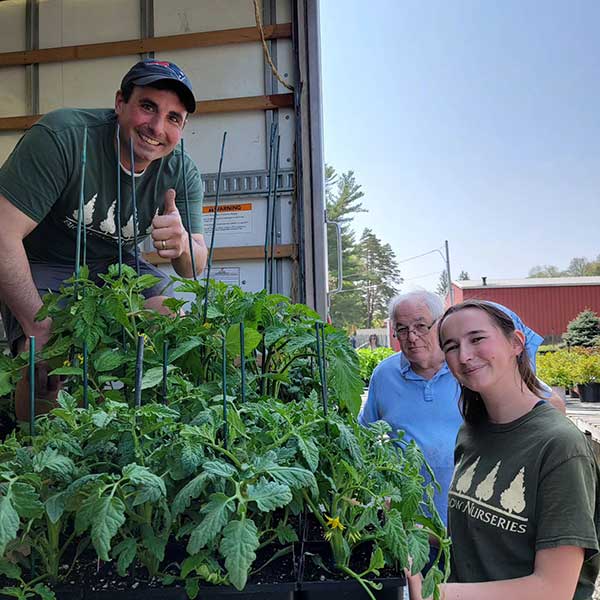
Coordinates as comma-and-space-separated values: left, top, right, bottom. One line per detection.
319, 1, 600, 292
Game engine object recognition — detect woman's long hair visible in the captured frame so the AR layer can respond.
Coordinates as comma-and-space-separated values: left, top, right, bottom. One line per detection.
438, 300, 545, 424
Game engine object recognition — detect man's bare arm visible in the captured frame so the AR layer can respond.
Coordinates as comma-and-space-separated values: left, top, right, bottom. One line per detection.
0, 194, 51, 345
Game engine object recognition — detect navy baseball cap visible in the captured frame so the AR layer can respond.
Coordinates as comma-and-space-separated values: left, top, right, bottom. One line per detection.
120, 59, 196, 113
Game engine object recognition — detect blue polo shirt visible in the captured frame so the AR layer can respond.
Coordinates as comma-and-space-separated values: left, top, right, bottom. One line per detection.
359, 352, 462, 524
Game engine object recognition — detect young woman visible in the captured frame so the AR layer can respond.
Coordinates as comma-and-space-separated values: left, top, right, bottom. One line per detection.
407, 300, 600, 600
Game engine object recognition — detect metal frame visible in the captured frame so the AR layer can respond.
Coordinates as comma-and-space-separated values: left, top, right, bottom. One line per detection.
25, 0, 39, 116
201, 168, 294, 198
140, 0, 154, 59
294, 0, 327, 318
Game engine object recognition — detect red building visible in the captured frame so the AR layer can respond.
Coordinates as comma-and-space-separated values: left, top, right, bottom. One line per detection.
452, 277, 600, 343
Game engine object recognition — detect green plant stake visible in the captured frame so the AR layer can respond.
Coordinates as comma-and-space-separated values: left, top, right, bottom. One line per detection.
314, 323, 330, 434
135, 334, 144, 407
162, 339, 169, 404
116, 123, 123, 274
28, 336, 35, 437
240, 321, 246, 403
222, 334, 228, 449
82, 340, 89, 409
202, 131, 228, 324
268, 135, 281, 293
129, 139, 140, 274
74, 127, 88, 277
263, 121, 278, 290
180, 138, 197, 280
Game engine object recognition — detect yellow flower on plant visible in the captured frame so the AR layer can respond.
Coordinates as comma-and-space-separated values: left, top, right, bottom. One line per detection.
325, 515, 345, 531
77, 354, 84, 363
63, 360, 70, 367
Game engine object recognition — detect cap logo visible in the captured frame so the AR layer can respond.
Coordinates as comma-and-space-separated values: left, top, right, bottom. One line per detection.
148, 61, 171, 68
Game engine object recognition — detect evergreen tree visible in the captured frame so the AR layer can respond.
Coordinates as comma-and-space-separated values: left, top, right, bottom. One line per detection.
360, 229, 402, 328
325, 166, 367, 329
563, 309, 600, 347
436, 271, 449, 298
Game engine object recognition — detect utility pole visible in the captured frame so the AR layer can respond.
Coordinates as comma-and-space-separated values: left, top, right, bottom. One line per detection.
445, 240, 454, 305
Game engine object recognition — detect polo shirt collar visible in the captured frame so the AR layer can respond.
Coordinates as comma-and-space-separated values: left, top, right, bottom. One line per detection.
399, 351, 450, 380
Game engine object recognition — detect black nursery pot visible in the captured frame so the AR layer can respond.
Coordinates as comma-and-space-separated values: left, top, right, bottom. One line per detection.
577, 383, 600, 403
297, 577, 405, 600
48, 582, 297, 600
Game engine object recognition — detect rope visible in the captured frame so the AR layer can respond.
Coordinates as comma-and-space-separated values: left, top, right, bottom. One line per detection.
253, 0, 294, 92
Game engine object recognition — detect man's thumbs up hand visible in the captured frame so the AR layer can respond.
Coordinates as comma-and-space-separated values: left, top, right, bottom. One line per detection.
152, 188, 188, 258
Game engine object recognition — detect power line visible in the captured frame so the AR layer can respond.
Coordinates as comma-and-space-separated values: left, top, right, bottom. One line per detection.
396, 247, 444, 265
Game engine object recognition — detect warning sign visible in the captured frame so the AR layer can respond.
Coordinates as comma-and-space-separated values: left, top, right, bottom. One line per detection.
201, 267, 241, 287
203, 203, 253, 235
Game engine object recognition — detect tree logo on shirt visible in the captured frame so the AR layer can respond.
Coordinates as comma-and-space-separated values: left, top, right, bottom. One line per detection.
66, 194, 153, 243
500, 467, 526, 514
449, 458, 528, 534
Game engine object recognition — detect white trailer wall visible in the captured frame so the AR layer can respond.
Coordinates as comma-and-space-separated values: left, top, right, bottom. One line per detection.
0, 0, 326, 313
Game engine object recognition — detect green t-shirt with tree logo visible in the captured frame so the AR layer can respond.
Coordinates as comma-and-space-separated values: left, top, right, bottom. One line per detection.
0, 108, 203, 264
448, 403, 600, 599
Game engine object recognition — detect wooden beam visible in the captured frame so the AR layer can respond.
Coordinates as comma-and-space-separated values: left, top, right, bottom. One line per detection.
143, 244, 297, 265
0, 94, 294, 131
0, 24, 292, 67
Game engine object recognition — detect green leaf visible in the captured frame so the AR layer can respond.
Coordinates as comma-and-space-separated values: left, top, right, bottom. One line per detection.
0, 586, 25, 599
0, 495, 19, 557
185, 578, 200, 600
203, 460, 237, 479
355, 506, 379, 531
282, 333, 316, 355
267, 466, 318, 497
32, 449, 74, 481
225, 324, 262, 357
172, 473, 209, 517
179, 438, 205, 474
421, 565, 443, 599
275, 523, 298, 544
219, 518, 259, 590
336, 423, 364, 468
48, 366, 83, 377
247, 479, 292, 512
399, 476, 424, 523
264, 325, 288, 348
91, 411, 112, 428
134, 274, 161, 291
168, 337, 202, 363
113, 538, 137, 577
141, 365, 175, 390
93, 349, 127, 372
11, 483, 43, 519
0, 560, 21, 580
368, 545, 385, 573
296, 436, 319, 471
327, 340, 363, 416
122, 464, 166, 506
0, 372, 13, 396
205, 305, 224, 319
32, 584, 56, 600
45, 493, 66, 524
384, 509, 409, 566
408, 528, 431, 575
187, 493, 234, 554
142, 525, 167, 562
90, 495, 126, 561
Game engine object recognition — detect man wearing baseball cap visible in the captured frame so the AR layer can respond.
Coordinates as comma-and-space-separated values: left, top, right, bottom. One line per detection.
0, 59, 207, 420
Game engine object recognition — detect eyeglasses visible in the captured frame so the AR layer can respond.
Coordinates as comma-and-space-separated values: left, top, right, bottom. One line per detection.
394, 320, 437, 340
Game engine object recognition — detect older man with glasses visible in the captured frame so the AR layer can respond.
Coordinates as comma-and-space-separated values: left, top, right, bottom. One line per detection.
358, 290, 563, 531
